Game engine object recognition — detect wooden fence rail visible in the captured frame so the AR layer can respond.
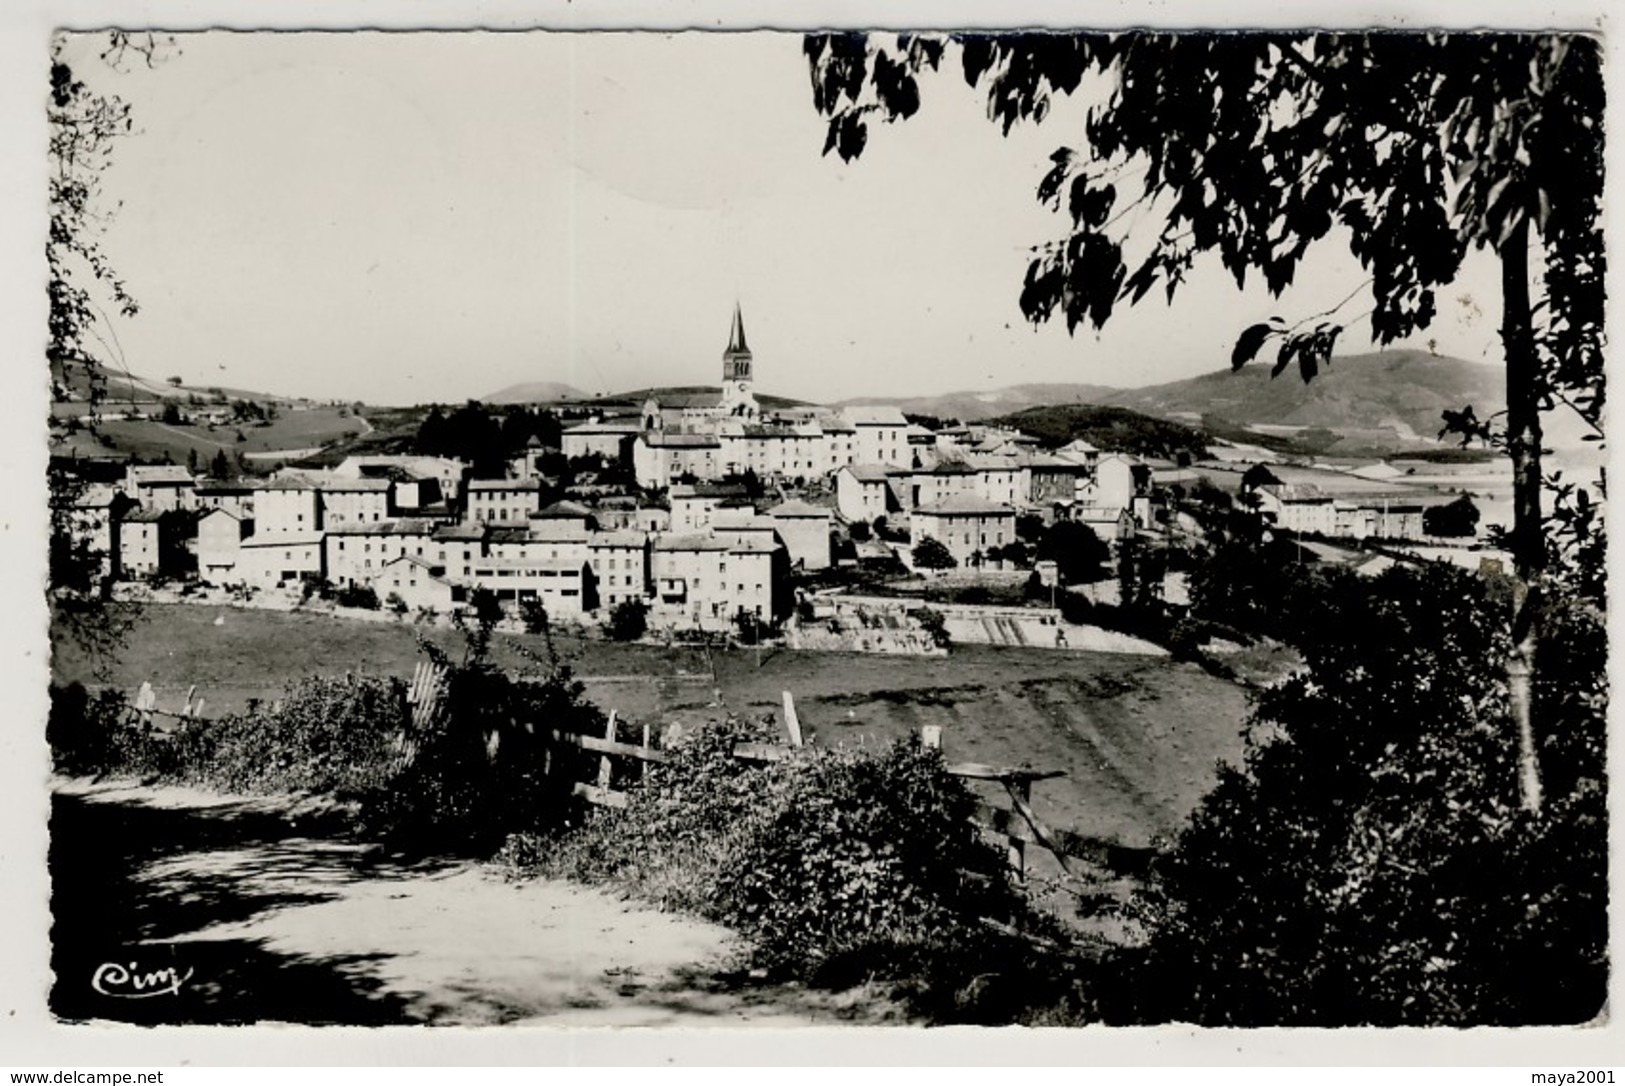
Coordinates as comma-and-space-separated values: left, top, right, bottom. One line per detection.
397, 658, 1153, 884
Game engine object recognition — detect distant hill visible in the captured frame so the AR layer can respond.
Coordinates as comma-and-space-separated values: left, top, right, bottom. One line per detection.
57, 361, 318, 408
575, 386, 811, 411
985, 404, 1211, 461
837, 382, 1119, 423
480, 380, 588, 405
1100, 350, 1504, 442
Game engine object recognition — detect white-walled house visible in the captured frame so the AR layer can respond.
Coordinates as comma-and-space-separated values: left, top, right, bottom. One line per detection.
836, 464, 897, 524
238, 531, 324, 588
840, 405, 909, 467
633, 432, 721, 489
376, 555, 459, 612
465, 478, 542, 525
122, 465, 196, 511
766, 499, 832, 571
196, 508, 249, 582
650, 532, 787, 627
256, 480, 322, 535
587, 530, 650, 611
909, 496, 1016, 567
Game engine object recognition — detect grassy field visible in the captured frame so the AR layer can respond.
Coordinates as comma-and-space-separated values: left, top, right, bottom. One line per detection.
52, 407, 370, 464
52, 604, 1254, 850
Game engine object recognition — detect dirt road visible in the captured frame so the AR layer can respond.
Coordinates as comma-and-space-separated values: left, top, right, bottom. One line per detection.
49, 779, 901, 1027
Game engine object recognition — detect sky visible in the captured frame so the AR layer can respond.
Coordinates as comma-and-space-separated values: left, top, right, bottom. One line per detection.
64, 30, 1508, 407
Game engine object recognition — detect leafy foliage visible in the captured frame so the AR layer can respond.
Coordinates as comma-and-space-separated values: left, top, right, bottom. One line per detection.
1033, 520, 1110, 584
806, 31, 1605, 584
910, 606, 950, 648
363, 659, 596, 855
176, 674, 406, 796
1116, 565, 1605, 1025
522, 718, 1054, 1009
1423, 494, 1481, 538
605, 597, 649, 641
911, 535, 956, 570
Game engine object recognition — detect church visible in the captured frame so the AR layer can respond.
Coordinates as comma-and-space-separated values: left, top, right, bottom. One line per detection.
612, 305, 910, 489
639, 303, 761, 434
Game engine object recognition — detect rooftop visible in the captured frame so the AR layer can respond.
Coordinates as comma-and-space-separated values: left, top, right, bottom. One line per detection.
766, 499, 830, 519
653, 533, 732, 552
468, 477, 542, 492
841, 464, 894, 483
914, 496, 1016, 517
840, 404, 909, 426
126, 465, 195, 485
588, 529, 650, 548
642, 431, 720, 448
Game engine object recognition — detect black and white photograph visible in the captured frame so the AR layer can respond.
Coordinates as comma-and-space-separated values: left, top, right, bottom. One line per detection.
6, 2, 1616, 1061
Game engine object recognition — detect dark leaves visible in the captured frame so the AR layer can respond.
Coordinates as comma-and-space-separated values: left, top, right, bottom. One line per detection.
1069, 178, 1115, 228
872, 50, 921, 121
1231, 321, 1279, 371
822, 110, 869, 162
1439, 405, 1497, 447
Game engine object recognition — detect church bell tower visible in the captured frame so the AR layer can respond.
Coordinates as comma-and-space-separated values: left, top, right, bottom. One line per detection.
720, 303, 757, 416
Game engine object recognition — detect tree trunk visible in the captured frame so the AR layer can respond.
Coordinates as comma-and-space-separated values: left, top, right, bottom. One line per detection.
1500, 217, 1543, 814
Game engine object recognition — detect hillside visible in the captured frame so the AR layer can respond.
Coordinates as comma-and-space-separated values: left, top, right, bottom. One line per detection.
480, 380, 587, 405
578, 386, 811, 411
1102, 350, 1504, 441
986, 404, 1211, 461
837, 382, 1119, 423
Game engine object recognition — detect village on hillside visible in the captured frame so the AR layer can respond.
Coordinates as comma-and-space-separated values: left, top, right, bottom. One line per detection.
55, 303, 1509, 654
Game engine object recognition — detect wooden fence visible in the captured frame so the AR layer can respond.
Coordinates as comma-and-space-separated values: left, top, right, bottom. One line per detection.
493, 672, 1156, 885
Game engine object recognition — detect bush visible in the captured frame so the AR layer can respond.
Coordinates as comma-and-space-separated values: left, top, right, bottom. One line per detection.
525, 719, 1041, 993
606, 598, 648, 641
847, 520, 872, 542
173, 674, 407, 795
1116, 567, 1608, 1026
385, 591, 408, 615
336, 583, 380, 610
362, 660, 597, 855
1424, 494, 1482, 537
518, 596, 550, 635
912, 536, 956, 570
48, 683, 133, 776
911, 606, 951, 648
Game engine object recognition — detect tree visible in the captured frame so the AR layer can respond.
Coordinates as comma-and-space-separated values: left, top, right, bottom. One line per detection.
606, 598, 649, 642
210, 449, 230, 479
48, 33, 171, 408
806, 30, 1605, 812
185, 447, 199, 474
161, 402, 181, 425
1240, 463, 1281, 492
1424, 494, 1482, 538
1118, 563, 1605, 1025
1033, 520, 1109, 583
911, 535, 957, 570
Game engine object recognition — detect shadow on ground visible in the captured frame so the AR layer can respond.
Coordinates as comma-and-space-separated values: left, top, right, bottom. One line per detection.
49, 788, 438, 1025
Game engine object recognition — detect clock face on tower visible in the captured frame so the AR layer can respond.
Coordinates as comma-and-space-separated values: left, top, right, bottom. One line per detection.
735, 381, 748, 393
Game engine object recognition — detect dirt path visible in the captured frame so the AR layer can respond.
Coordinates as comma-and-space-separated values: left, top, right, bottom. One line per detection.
49, 779, 902, 1027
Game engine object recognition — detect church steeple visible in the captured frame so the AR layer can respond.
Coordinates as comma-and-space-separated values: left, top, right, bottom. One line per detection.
720, 302, 758, 417
722, 302, 752, 384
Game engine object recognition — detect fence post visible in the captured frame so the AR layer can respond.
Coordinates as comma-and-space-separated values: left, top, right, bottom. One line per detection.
598, 709, 617, 790
783, 691, 803, 748
1008, 778, 1030, 882
640, 722, 652, 781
